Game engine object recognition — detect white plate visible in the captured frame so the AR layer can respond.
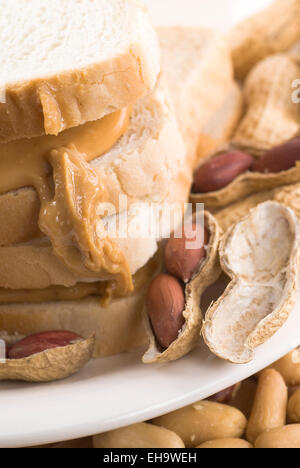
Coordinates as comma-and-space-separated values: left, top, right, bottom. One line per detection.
0, 0, 290, 448
1, 288, 300, 448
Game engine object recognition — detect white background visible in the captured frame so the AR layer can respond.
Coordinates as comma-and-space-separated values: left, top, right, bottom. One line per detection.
145, 0, 272, 29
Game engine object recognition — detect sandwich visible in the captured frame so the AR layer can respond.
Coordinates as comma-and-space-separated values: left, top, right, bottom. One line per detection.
0, 1, 241, 358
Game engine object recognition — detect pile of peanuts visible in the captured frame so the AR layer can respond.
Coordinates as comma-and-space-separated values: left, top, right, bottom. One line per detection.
38, 347, 300, 449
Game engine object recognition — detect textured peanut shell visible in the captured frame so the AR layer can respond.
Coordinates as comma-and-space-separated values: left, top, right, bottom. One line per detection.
229, 0, 300, 80
215, 190, 275, 232
274, 183, 300, 219
202, 201, 300, 364
190, 163, 300, 211
143, 212, 221, 363
0, 334, 94, 382
233, 54, 300, 154
215, 182, 300, 232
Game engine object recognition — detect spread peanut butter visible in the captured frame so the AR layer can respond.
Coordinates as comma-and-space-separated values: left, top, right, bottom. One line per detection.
0, 108, 133, 293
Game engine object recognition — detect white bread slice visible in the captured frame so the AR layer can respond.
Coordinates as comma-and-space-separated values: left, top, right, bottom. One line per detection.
0, 0, 160, 143
158, 26, 234, 168
0, 296, 148, 358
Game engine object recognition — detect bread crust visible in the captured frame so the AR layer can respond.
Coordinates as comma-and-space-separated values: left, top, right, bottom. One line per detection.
0, 1, 160, 143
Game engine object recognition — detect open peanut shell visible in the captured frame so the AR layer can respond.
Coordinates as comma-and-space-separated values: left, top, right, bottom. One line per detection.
190, 163, 300, 211
202, 201, 300, 364
0, 334, 95, 382
143, 211, 222, 363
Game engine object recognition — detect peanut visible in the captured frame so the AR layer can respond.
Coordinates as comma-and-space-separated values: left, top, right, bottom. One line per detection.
267, 348, 300, 386
8, 331, 83, 359
289, 386, 300, 398
146, 274, 185, 349
208, 384, 240, 404
164, 224, 209, 283
246, 369, 287, 444
197, 438, 252, 449
229, 378, 257, 418
288, 388, 300, 423
192, 151, 254, 193
93, 422, 184, 448
252, 138, 300, 173
51, 437, 93, 449
255, 425, 300, 449
152, 401, 247, 448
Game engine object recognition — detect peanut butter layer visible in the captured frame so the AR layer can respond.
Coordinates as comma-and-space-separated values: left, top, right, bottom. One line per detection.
0, 251, 161, 304
0, 108, 133, 293
0, 283, 101, 304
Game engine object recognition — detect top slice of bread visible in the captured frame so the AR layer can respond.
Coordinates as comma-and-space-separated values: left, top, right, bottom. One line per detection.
0, 0, 160, 143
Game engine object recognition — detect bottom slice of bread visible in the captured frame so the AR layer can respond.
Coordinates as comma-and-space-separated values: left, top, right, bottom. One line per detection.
0, 294, 148, 358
